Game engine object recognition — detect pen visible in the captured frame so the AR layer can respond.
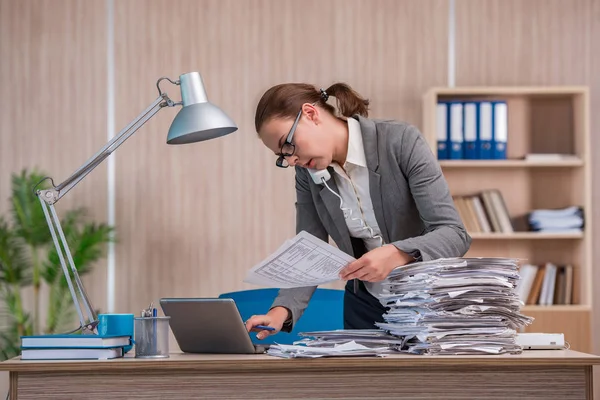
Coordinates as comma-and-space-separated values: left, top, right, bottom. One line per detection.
255, 325, 275, 331
152, 307, 157, 354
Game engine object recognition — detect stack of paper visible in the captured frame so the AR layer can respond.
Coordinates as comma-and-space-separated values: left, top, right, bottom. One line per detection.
267, 330, 402, 358
376, 257, 534, 355
528, 206, 584, 233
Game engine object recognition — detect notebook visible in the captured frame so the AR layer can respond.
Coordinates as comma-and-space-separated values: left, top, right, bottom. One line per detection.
21, 347, 123, 360
21, 334, 130, 349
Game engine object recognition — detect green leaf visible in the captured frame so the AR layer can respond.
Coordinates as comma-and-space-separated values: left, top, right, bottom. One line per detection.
10, 169, 53, 247
43, 220, 114, 288
0, 218, 32, 286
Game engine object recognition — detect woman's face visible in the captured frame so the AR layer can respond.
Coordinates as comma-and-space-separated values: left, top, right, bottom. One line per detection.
259, 105, 334, 170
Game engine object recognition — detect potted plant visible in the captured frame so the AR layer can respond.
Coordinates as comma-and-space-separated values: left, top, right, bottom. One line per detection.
0, 169, 113, 360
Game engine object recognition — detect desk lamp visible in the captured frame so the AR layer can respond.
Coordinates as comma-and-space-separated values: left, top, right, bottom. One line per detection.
34, 72, 237, 335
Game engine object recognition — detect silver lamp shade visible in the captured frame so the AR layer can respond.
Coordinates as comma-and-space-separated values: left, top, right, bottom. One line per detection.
167, 72, 238, 144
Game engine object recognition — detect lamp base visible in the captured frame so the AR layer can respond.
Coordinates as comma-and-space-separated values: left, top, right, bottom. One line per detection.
81, 320, 99, 335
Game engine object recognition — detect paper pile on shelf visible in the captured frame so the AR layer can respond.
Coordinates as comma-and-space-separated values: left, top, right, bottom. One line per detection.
376, 257, 534, 355
266, 330, 402, 358
528, 206, 584, 233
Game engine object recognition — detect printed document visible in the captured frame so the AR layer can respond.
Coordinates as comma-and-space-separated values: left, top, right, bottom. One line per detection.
244, 231, 355, 288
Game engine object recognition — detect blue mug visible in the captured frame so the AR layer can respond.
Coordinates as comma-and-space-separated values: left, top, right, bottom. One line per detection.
98, 313, 134, 353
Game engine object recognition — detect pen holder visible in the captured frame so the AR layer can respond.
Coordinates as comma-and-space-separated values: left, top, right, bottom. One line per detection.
134, 316, 170, 359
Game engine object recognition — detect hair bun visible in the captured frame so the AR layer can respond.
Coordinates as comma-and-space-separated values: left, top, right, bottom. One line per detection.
319, 88, 329, 102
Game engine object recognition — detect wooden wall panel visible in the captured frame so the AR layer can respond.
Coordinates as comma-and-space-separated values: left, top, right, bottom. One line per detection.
456, 0, 591, 85
113, 0, 449, 315
0, 0, 107, 397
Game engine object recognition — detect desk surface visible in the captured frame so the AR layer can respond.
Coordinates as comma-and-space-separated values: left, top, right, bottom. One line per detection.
1, 350, 599, 373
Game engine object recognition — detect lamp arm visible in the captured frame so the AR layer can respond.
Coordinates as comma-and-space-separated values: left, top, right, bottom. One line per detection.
33, 78, 181, 335
37, 94, 167, 205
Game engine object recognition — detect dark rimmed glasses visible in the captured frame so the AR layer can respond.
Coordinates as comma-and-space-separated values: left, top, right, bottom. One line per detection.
275, 108, 302, 168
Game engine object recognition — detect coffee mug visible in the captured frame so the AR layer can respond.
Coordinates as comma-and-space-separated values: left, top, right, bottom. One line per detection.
98, 313, 134, 353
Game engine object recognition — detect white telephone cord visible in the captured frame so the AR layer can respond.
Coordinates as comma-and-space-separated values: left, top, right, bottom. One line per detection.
321, 177, 384, 247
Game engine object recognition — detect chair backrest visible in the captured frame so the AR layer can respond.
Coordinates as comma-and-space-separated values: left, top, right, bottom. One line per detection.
219, 288, 344, 344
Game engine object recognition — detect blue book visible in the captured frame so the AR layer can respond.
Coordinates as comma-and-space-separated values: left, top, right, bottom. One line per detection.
21, 347, 124, 360
448, 102, 464, 159
463, 102, 479, 159
493, 101, 508, 159
21, 334, 130, 349
478, 102, 493, 159
436, 102, 449, 159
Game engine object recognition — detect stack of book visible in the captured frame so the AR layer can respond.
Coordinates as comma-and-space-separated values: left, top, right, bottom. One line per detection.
436, 100, 508, 160
516, 263, 574, 306
453, 189, 513, 233
20, 334, 130, 360
375, 257, 533, 355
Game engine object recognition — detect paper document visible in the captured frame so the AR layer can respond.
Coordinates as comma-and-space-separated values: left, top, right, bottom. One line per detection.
244, 231, 355, 288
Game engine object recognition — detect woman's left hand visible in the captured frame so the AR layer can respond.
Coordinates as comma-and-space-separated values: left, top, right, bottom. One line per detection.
339, 244, 413, 282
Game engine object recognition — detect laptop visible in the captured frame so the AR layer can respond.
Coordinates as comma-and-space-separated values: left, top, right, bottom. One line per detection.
159, 298, 269, 354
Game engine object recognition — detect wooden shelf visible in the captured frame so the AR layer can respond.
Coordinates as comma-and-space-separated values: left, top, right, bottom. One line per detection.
522, 305, 590, 312
438, 159, 584, 168
469, 232, 583, 240
422, 86, 592, 352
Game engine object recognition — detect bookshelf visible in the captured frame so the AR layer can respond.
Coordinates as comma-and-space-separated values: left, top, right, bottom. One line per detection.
422, 86, 592, 352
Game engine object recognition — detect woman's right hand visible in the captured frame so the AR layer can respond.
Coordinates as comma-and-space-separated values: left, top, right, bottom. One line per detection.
244, 306, 290, 340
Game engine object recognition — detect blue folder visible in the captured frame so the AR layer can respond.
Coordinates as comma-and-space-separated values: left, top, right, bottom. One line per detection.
492, 101, 508, 159
463, 102, 479, 159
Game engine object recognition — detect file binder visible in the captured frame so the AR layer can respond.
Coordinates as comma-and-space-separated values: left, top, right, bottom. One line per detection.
478, 102, 493, 159
448, 102, 463, 159
493, 101, 508, 159
463, 102, 478, 159
436, 102, 449, 160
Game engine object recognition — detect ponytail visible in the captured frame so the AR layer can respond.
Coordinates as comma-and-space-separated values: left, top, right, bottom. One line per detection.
324, 83, 370, 118
255, 82, 369, 134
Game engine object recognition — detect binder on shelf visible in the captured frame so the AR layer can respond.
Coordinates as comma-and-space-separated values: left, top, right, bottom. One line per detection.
436, 101, 449, 160
493, 101, 508, 160
449, 102, 463, 159
478, 102, 493, 159
463, 102, 478, 159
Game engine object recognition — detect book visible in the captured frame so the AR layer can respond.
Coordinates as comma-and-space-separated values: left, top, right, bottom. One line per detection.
21, 334, 130, 349
21, 347, 123, 360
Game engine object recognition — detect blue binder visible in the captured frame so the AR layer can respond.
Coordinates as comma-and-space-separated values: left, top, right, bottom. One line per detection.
463, 102, 479, 159
478, 101, 493, 159
492, 101, 508, 159
448, 102, 463, 159
436, 101, 449, 160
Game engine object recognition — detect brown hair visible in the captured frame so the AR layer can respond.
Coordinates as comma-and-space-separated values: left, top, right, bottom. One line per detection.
254, 83, 369, 134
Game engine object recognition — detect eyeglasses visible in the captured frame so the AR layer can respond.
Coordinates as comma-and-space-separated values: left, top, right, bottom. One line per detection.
275, 108, 302, 168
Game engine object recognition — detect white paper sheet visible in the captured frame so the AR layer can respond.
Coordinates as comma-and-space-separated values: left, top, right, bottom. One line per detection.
244, 231, 355, 288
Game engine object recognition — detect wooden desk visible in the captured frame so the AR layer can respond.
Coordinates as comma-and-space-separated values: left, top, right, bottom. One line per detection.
1, 350, 599, 399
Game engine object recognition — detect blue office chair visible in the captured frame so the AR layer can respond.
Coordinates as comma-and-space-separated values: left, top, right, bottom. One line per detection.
219, 288, 344, 345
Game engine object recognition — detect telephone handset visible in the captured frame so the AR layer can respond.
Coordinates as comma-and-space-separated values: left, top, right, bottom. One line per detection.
307, 167, 383, 247
308, 168, 331, 185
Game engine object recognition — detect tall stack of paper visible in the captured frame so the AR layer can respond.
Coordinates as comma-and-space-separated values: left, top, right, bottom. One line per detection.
376, 257, 534, 355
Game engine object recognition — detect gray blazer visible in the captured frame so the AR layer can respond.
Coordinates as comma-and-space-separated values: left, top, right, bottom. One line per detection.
270, 115, 471, 330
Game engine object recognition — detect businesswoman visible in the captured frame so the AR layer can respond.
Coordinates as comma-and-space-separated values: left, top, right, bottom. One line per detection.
246, 83, 471, 339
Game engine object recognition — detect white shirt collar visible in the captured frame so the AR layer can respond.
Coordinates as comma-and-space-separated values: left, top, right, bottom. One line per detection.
344, 117, 367, 168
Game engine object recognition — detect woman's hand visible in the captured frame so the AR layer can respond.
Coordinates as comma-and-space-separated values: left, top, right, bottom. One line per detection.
339, 244, 413, 282
244, 306, 290, 340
